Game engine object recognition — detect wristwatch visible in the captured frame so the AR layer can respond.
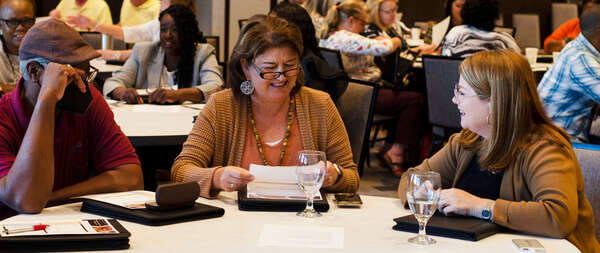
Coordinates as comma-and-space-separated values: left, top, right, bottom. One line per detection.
113, 51, 121, 60
333, 164, 343, 185
481, 200, 494, 220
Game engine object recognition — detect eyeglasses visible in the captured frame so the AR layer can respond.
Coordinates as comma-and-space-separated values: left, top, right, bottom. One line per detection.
0, 18, 35, 30
83, 66, 98, 84
251, 63, 299, 80
380, 8, 398, 15
453, 83, 478, 100
352, 16, 368, 26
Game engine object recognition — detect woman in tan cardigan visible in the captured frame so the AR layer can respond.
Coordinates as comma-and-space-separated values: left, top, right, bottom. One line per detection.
171, 16, 359, 198
398, 50, 599, 253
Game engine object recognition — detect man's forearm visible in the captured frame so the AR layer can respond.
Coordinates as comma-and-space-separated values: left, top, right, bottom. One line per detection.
49, 164, 143, 203
0, 100, 57, 213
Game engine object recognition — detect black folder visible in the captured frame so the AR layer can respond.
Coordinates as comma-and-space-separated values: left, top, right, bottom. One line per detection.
393, 213, 500, 241
237, 187, 329, 212
0, 219, 130, 251
81, 199, 225, 226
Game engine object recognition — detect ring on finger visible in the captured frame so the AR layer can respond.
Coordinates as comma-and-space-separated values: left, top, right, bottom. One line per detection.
229, 183, 235, 188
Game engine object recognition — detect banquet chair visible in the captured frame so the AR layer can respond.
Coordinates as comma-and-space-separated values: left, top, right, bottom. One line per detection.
336, 81, 377, 176
513, 14, 541, 49
572, 142, 600, 240
422, 55, 463, 155
79, 32, 127, 50
552, 3, 578, 31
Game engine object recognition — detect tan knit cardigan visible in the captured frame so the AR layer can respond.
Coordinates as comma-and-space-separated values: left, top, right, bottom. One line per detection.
398, 131, 600, 253
172, 87, 360, 198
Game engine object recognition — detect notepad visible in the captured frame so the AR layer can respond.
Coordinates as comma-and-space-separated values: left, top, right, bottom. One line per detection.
79, 191, 155, 209
432, 16, 451, 46
247, 164, 322, 200
0, 219, 119, 237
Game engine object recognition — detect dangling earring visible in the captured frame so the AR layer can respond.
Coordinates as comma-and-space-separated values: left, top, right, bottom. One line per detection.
240, 80, 254, 95
486, 115, 490, 125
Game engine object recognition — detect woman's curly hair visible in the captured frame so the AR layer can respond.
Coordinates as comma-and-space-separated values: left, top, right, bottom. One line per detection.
460, 0, 499, 31
159, 4, 206, 88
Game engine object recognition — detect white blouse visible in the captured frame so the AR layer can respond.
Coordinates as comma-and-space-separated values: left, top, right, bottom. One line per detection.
122, 19, 160, 43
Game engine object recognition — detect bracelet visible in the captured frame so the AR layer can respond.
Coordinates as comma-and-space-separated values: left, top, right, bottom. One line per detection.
333, 164, 343, 185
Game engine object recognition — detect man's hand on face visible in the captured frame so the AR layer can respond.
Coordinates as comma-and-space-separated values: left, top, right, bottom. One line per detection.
38, 62, 86, 104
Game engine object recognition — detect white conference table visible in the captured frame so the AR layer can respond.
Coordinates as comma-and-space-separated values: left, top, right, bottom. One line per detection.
3, 193, 578, 252
108, 101, 203, 146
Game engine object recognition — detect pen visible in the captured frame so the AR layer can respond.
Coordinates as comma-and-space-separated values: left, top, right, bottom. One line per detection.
3, 224, 47, 234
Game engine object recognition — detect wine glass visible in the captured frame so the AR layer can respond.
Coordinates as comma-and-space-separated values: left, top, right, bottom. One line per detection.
296, 150, 327, 218
406, 171, 441, 245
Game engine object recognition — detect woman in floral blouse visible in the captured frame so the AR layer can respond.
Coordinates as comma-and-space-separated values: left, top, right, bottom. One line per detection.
319, 0, 426, 177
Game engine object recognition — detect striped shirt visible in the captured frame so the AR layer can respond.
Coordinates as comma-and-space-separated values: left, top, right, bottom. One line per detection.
441, 25, 521, 58
538, 34, 600, 141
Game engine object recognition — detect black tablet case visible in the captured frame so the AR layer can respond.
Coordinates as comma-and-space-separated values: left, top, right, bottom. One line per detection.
393, 213, 500, 241
237, 187, 329, 212
81, 199, 224, 226
0, 219, 130, 251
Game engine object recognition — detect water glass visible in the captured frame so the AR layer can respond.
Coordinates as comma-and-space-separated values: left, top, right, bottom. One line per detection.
296, 150, 327, 218
525, 47, 538, 66
406, 171, 441, 245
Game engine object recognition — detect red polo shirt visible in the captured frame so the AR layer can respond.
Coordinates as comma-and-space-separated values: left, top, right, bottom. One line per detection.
0, 79, 140, 219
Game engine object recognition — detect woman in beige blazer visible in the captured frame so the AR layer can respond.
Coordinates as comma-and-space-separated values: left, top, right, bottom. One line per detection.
398, 50, 599, 253
103, 5, 222, 104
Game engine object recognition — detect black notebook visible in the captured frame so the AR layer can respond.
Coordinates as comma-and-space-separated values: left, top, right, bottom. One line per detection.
81, 199, 225, 226
393, 213, 500, 241
0, 219, 130, 251
237, 187, 329, 212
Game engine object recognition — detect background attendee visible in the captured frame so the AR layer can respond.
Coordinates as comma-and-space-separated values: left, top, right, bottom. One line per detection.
538, 5, 600, 142
320, 0, 425, 176
171, 16, 359, 198
441, 0, 520, 58
120, 0, 159, 27
398, 50, 600, 253
445, 0, 465, 28
0, 19, 142, 219
544, 0, 598, 53
0, 0, 35, 94
66, 0, 195, 61
104, 5, 221, 104
271, 3, 348, 101
300, 0, 326, 37
49, 0, 112, 31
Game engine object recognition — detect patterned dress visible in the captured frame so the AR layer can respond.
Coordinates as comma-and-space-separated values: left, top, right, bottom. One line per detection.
319, 30, 395, 82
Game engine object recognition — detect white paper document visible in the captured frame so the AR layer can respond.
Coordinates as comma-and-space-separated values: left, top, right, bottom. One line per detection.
131, 104, 181, 113
258, 224, 344, 249
0, 219, 118, 237
79, 190, 155, 209
247, 164, 322, 200
432, 16, 451, 46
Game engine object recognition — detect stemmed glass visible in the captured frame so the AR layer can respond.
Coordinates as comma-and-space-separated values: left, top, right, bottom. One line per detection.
406, 171, 441, 245
296, 150, 327, 218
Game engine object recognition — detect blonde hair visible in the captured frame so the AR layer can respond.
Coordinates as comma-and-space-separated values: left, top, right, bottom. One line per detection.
457, 50, 570, 171
320, 0, 367, 39
367, 0, 397, 30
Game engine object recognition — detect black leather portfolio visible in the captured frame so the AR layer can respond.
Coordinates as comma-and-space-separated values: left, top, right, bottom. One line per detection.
0, 219, 130, 251
81, 199, 225, 226
237, 187, 329, 212
393, 213, 500, 241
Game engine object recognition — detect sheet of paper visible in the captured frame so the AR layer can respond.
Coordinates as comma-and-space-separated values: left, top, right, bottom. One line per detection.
432, 16, 451, 46
80, 190, 155, 209
1, 219, 118, 237
136, 89, 149, 96
247, 164, 322, 200
258, 224, 344, 249
131, 104, 181, 113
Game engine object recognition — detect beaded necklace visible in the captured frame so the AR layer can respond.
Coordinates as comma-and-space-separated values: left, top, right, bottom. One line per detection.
248, 97, 294, 166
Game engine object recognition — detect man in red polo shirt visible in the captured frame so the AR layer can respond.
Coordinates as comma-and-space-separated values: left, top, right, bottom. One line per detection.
0, 19, 143, 219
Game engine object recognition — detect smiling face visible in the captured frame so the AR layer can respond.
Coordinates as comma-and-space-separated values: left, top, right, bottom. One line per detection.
0, 0, 34, 54
159, 14, 180, 55
379, 0, 397, 27
242, 46, 300, 103
452, 75, 491, 138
